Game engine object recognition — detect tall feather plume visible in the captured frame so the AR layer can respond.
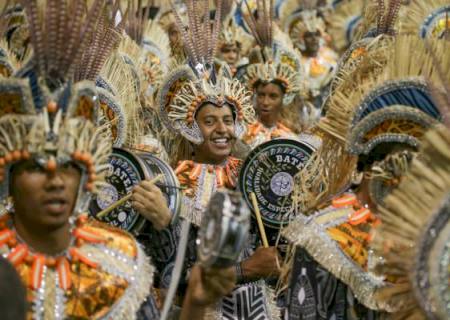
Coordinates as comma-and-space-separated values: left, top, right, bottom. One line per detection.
66, 0, 106, 78
60, 0, 85, 75
210, 0, 222, 61
171, 1, 197, 65
45, 0, 59, 77
376, 0, 385, 33
383, 0, 401, 35
122, 0, 153, 45
20, 0, 111, 85
375, 0, 402, 36
74, 0, 123, 81
21, 0, 45, 75
240, 0, 273, 48
55, 0, 67, 70
170, 0, 222, 68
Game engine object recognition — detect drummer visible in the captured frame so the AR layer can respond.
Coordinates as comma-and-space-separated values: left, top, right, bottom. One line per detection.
0, 1, 238, 319
280, 34, 445, 318
140, 3, 284, 318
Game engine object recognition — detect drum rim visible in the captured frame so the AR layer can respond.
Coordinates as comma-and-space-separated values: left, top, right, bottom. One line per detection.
90, 148, 147, 233
134, 151, 182, 222
239, 138, 315, 228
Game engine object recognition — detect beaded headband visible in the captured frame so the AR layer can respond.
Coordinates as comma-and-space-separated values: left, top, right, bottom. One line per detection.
399, 0, 450, 39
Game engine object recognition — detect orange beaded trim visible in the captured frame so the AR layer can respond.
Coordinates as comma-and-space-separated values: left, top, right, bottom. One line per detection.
1, 214, 104, 290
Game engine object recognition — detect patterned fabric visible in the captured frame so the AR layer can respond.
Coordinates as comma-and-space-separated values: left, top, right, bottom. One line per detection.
136, 292, 161, 320
174, 157, 242, 227
0, 218, 154, 320
285, 248, 380, 320
144, 158, 280, 319
326, 194, 380, 269
221, 282, 274, 320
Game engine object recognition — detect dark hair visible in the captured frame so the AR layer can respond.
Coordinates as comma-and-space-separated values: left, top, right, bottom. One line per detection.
253, 79, 287, 94
357, 142, 418, 171
0, 257, 27, 320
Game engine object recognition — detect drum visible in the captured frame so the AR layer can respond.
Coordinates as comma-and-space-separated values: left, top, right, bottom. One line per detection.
89, 148, 181, 234
239, 138, 316, 229
197, 189, 250, 268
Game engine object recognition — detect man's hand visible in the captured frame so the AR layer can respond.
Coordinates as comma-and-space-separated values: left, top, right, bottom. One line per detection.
186, 265, 236, 307
131, 180, 171, 230
240, 246, 281, 280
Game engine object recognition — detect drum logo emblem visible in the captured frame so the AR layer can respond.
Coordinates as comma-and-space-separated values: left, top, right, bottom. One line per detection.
270, 172, 294, 196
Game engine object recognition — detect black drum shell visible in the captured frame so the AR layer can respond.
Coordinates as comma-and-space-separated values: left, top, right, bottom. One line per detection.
239, 138, 316, 229
89, 148, 181, 234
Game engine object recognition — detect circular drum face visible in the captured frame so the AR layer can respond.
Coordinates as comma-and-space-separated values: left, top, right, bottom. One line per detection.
89, 148, 146, 232
239, 139, 315, 229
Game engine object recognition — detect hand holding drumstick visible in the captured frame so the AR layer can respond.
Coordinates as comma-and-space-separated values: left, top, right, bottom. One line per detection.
97, 174, 172, 230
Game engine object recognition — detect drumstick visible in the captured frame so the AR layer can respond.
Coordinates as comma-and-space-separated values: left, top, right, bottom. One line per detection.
250, 192, 269, 248
96, 174, 164, 218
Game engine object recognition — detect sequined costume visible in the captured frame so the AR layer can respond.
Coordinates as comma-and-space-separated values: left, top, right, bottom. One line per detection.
143, 157, 280, 319
0, 215, 154, 319
152, 1, 279, 318
281, 20, 448, 318
279, 0, 338, 108
0, 1, 157, 319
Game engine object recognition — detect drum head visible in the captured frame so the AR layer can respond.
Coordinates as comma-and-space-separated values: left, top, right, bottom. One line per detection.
89, 148, 147, 232
135, 152, 182, 221
239, 139, 316, 229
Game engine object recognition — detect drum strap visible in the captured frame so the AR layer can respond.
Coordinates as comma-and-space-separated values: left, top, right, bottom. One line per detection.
159, 219, 191, 320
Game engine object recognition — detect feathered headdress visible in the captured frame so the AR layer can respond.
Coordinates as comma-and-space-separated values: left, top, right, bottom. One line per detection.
293, 36, 448, 213
398, 0, 450, 39
0, 0, 118, 214
356, 0, 402, 39
279, 0, 328, 49
370, 35, 450, 320
371, 125, 450, 319
328, 0, 364, 53
157, 0, 255, 145
218, 14, 252, 54
240, 0, 304, 105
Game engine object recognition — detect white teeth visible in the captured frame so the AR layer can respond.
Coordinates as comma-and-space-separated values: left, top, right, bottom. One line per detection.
213, 138, 227, 143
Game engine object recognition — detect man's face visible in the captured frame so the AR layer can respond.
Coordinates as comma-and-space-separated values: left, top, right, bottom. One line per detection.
11, 160, 81, 231
302, 31, 321, 56
220, 43, 240, 66
194, 103, 236, 164
255, 82, 284, 126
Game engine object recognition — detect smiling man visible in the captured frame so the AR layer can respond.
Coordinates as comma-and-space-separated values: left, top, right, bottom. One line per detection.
192, 103, 236, 165
146, 2, 288, 318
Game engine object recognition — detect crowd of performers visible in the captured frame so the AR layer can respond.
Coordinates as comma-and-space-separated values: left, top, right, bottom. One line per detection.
0, 0, 449, 319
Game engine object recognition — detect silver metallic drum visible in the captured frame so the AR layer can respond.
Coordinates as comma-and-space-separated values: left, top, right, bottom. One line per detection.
89, 148, 181, 234
197, 189, 250, 268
